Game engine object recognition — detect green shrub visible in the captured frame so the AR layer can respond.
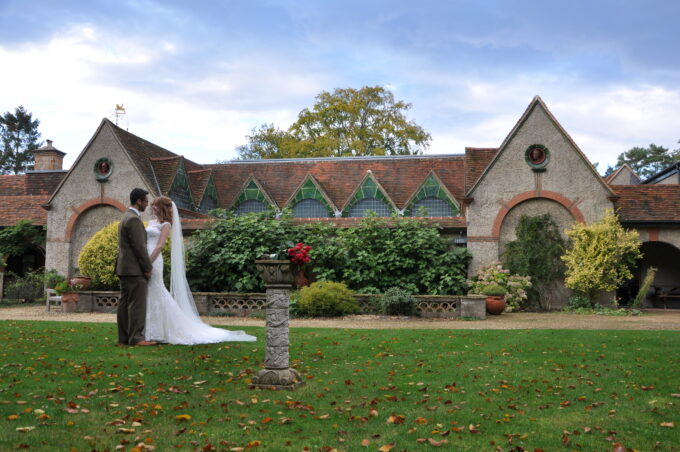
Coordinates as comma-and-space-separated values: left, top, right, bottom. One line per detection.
3, 269, 45, 303
468, 263, 531, 312
503, 214, 566, 310
632, 267, 656, 309
562, 209, 642, 306
565, 293, 591, 310
187, 210, 294, 293
44, 269, 66, 289
378, 287, 416, 315
297, 281, 359, 317
481, 284, 506, 296
78, 221, 170, 290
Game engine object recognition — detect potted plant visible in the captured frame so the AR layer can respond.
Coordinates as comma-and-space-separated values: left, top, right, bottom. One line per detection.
69, 269, 92, 291
54, 280, 84, 313
287, 242, 313, 288
482, 284, 507, 315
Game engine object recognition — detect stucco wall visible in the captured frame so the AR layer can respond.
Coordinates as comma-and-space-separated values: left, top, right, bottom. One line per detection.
498, 198, 572, 253
45, 122, 155, 277
466, 102, 614, 276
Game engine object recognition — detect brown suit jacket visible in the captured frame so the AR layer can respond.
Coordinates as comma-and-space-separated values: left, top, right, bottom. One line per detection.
116, 209, 153, 276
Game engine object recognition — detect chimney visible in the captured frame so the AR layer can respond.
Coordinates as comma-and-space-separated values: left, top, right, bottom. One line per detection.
32, 139, 66, 171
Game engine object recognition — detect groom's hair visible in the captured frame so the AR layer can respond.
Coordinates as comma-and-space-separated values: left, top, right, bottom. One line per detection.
130, 188, 149, 205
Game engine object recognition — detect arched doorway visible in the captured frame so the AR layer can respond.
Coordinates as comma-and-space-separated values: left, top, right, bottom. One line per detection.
621, 241, 680, 308
68, 205, 122, 276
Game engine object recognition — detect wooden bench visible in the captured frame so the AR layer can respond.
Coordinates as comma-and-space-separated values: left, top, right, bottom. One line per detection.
652, 286, 680, 309
45, 288, 62, 312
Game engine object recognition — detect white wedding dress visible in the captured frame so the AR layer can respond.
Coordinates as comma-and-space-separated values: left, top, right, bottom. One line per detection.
144, 212, 256, 345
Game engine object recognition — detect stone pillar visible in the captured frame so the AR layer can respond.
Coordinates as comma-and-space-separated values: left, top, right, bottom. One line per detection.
250, 260, 304, 390
457, 295, 486, 320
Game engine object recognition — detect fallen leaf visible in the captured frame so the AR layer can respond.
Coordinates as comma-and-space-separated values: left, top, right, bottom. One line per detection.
16, 426, 35, 433
660, 422, 675, 428
378, 444, 394, 452
360, 439, 370, 447
175, 414, 192, 421
427, 438, 448, 447
415, 417, 428, 425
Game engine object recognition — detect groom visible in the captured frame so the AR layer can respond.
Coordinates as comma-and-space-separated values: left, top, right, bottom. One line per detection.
116, 188, 155, 346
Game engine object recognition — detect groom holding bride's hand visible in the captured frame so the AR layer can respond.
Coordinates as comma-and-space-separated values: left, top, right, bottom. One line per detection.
115, 188, 156, 346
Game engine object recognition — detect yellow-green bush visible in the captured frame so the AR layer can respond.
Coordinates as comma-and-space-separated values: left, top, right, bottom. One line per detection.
297, 281, 359, 317
78, 222, 170, 290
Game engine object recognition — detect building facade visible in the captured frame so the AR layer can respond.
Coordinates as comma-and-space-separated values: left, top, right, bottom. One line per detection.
2, 96, 678, 307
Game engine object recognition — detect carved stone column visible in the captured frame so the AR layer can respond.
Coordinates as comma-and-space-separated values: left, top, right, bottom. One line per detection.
250, 259, 304, 390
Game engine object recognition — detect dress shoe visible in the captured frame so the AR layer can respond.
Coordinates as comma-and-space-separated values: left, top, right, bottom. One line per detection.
134, 340, 157, 346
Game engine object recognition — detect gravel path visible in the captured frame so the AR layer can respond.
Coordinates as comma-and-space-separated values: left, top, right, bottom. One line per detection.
1, 305, 679, 330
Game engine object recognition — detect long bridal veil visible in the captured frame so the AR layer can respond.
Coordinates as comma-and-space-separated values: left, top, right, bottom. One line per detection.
169, 202, 201, 320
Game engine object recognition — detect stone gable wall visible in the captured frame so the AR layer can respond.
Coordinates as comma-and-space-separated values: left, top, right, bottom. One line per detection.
45, 123, 156, 277
466, 103, 614, 277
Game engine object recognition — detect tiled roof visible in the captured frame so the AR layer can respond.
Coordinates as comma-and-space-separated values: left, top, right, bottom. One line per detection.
0, 172, 65, 226
0, 195, 50, 226
107, 120, 202, 195
0, 175, 26, 195
464, 147, 497, 194
207, 156, 467, 211
179, 215, 466, 231
612, 185, 680, 223
187, 169, 213, 205
148, 157, 181, 194
25, 171, 67, 195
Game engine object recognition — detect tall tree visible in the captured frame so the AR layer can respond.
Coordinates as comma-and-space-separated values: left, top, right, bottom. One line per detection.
610, 143, 680, 179
236, 86, 431, 159
0, 106, 42, 174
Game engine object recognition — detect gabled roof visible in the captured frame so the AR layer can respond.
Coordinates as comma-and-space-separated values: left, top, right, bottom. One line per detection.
642, 161, 680, 185
612, 185, 680, 223
149, 156, 182, 194
464, 147, 497, 193
466, 96, 615, 198
207, 155, 467, 211
605, 164, 641, 185
187, 169, 213, 206
107, 120, 203, 195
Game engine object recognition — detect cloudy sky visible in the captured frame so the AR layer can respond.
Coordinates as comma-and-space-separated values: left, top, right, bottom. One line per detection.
1, 0, 679, 172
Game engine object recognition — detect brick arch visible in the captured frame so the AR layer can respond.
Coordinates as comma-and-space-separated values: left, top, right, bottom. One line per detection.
64, 198, 126, 242
491, 190, 585, 239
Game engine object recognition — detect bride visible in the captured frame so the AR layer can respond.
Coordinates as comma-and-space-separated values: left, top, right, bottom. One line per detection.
144, 196, 256, 345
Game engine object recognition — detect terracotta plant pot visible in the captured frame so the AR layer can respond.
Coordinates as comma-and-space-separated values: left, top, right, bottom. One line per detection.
485, 296, 507, 315
70, 276, 92, 290
61, 292, 79, 312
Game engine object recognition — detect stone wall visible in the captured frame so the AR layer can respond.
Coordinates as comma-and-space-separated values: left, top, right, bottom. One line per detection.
466, 101, 614, 277
45, 123, 156, 277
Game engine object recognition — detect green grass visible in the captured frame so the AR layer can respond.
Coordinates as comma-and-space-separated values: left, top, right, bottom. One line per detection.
1, 321, 679, 451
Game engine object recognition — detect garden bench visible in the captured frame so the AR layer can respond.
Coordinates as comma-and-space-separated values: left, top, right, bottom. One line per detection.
45, 288, 62, 312
652, 286, 680, 309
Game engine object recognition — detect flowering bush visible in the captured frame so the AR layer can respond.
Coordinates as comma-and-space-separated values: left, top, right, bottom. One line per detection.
468, 263, 532, 312
54, 280, 83, 296
288, 242, 312, 266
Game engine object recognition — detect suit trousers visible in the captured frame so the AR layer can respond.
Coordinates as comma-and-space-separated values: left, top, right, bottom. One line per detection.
118, 275, 148, 345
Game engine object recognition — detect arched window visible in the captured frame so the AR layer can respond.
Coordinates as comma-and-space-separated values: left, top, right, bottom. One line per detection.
293, 199, 330, 218
348, 197, 391, 217
234, 199, 268, 216
410, 197, 454, 217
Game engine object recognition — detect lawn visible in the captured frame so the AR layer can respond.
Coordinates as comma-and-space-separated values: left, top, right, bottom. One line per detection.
1, 321, 678, 451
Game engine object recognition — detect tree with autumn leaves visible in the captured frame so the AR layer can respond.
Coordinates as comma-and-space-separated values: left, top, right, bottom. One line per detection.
236, 86, 431, 159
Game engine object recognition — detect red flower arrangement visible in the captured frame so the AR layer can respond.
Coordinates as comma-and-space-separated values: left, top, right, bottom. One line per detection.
288, 242, 312, 266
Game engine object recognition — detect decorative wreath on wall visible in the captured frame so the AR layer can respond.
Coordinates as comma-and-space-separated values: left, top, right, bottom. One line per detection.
524, 144, 550, 171
94, 157, 113, 182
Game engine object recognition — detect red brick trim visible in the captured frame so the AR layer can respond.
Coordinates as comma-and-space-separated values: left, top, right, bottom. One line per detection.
467, 236, 499, 243
648, 228, 659, 242
491, 190, 585, 239
64, 197, 126, 242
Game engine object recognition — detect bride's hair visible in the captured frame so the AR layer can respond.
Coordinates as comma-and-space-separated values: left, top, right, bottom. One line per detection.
152, 196, 173, 224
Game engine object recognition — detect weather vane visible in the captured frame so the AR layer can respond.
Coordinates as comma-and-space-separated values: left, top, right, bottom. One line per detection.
114, 104, 126, 126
